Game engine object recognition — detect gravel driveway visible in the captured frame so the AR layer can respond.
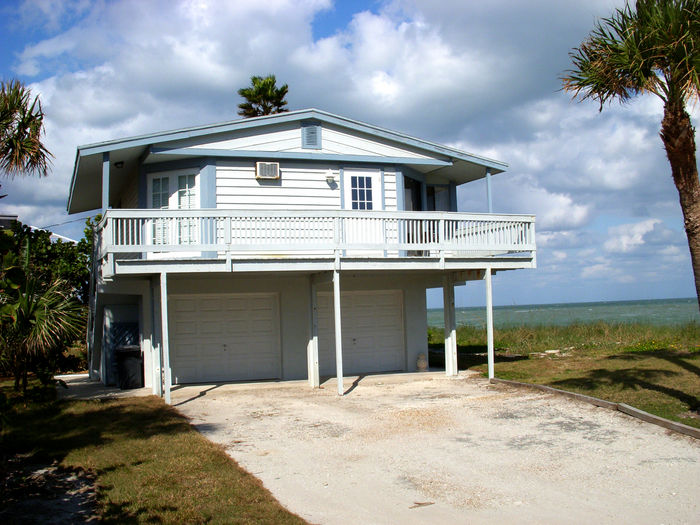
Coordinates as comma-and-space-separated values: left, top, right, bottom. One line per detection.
172, 371, 700, 524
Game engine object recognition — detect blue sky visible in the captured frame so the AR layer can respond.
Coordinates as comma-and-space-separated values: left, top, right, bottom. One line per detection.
0, 0, 696, 307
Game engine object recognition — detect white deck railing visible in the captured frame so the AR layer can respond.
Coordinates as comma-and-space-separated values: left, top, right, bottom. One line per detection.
97, 209, 536, 260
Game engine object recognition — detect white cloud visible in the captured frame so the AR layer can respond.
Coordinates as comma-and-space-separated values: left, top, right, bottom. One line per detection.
1, 0, 696, 303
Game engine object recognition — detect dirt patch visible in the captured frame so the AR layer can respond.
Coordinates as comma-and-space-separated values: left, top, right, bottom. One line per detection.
0, 461, 98, 524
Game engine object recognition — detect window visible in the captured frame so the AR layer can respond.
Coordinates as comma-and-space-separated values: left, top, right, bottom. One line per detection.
351, 175, 373, 210
148, 172, 198, 246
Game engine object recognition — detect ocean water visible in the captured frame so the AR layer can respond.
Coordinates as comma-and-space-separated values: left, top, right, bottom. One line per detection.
427, 297, 699, 328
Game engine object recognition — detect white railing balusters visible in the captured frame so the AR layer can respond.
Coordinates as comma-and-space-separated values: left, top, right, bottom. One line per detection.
97, 209, 535, 260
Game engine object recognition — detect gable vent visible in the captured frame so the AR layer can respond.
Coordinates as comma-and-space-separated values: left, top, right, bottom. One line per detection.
301, 123, 322, 150
256, 162, 280, 180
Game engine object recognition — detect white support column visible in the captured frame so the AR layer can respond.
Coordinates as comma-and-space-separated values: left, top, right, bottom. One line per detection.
443, 274, 458, 376
307, 278, 320, 388
102, 152, 110, 212
333, 268, 344, 395
160, 272, 172, 404
151, 278, 163, 397
485, 267, 495, 379
486, 168, 493, 214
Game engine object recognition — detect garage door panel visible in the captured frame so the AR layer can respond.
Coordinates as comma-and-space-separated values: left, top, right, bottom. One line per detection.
170, 292, 280, 384
319, 290, 404, 376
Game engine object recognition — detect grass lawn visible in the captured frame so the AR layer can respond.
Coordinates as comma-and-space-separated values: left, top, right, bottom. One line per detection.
1, 382, 305, 524
428, 322, 700, 429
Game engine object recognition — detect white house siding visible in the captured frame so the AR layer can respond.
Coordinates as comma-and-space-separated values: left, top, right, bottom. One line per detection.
216, 161, 341, 210
383, 170, 397, 211
189, 123, 302, 152
187, 123, 434, 160
320, 125, 432, 159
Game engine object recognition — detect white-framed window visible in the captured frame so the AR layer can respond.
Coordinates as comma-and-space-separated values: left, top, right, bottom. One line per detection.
343, 168, 382, 211
350, 175, 373, 210
148, 170, 199, 245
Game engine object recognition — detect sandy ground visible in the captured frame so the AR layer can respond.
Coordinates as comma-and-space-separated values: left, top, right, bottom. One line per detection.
171, 372, 700, 525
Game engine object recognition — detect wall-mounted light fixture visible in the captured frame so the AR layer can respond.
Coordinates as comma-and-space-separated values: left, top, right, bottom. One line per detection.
325, 169, 337, 184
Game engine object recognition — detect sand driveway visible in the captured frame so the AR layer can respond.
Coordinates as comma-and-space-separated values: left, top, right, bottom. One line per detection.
171, 372, 700, 524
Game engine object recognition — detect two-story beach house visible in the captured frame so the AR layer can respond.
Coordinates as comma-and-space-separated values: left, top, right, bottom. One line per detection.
67, 109, 536, 401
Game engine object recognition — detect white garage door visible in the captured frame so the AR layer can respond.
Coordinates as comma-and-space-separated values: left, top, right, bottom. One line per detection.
169, 293, 280, 384
318, 290, 404, 376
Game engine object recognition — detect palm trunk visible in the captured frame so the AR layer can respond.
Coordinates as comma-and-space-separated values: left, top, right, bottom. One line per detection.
661, 102, 700, 312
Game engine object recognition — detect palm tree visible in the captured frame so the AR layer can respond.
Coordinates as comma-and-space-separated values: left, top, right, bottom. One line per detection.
562, 0, 699, 310
237, 74, 289, 117
0, 80, 52, 179
0, 274, 84, 395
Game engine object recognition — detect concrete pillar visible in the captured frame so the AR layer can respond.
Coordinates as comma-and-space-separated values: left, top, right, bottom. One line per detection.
160, 272, 172, 403
307, 278, 320, 388
443, 274, 458, 376
333, 268, 344, 395
485, 268, 495, 379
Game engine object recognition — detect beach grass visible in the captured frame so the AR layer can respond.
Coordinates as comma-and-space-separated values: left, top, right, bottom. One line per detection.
0, 384, 305, 524
428, 322, 700, 429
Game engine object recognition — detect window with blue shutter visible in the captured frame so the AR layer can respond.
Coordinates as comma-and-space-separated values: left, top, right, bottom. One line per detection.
301, 123, 321, 149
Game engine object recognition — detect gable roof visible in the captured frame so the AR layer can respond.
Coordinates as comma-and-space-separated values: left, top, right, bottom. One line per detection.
68, 109, 508, 213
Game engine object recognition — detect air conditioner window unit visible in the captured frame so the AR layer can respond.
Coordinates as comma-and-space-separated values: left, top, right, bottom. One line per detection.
256, 162, 280, 180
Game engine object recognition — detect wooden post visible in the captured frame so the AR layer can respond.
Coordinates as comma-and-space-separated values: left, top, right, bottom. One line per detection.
333, 268, 344, 395
307, 278, 320, 388
485, 267, 494, 379
102, 152, 110, 212
486, 168, 493, 214
443, 274, 458, 376
152, 279, 163, 397
160, 272, 172, 404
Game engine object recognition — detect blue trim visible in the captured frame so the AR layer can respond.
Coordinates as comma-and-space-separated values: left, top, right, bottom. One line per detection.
402, 167, 426, 183
200, 158, 217, 208
77, 108, 507, 171
380, 168, 385, 210
420, 182, 428, 212
137, 165, 147, 208
102, 152, 110, 212
150, 147, 452, 167
449, 182, 458, 212
143, 158, 205, 174
396, 171, 406, 211
339, 167, 345, 209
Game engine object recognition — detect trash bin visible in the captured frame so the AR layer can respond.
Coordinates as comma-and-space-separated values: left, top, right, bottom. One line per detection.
116, 345, 143, 389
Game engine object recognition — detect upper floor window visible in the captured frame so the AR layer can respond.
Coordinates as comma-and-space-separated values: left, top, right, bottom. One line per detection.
351, 175, 373, 210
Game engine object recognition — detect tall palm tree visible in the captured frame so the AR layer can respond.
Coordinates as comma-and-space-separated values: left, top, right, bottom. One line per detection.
562, 0, 699, 310
0, 80, 52, 179
237, 74, 289, 117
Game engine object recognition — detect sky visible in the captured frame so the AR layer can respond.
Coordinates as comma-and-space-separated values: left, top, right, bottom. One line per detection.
0, 0, 696, 308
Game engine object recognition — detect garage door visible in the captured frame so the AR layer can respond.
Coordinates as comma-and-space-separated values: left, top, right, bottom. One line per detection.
169, 293, 280, 384
318, 290, 404, 376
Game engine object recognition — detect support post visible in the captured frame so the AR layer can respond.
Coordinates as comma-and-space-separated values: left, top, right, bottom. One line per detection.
160, 272, 172, 404
333, 268, 344, 395
151, 278, 163, 397
307, 278, 320, 388
485, 267, 495, 379
102, 152, 110, 212
443, 274, 458, 376
486, 168, 493, 214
